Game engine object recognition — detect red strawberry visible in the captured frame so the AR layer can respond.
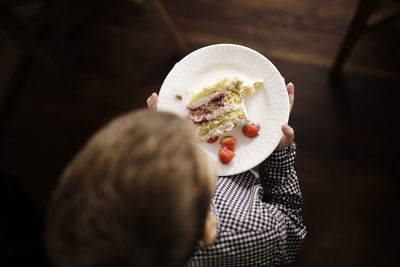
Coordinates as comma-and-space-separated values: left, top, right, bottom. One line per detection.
218, 147, 235, 164
242, 124, 260, 138
220, 136, 236, 151
207, 136, 219, 143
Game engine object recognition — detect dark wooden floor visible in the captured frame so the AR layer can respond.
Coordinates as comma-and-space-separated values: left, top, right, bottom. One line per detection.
0, 0, 399, 266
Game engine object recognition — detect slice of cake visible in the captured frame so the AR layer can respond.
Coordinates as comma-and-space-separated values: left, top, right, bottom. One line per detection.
186, 77, 262, 141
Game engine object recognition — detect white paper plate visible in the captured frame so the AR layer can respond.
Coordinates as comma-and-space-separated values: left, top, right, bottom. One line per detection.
158, 44, 289, 176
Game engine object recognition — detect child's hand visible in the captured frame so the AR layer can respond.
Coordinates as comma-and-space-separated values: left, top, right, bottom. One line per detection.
146, 92, 158, 111
276, 82, 295, 150
276, 124, 294, 150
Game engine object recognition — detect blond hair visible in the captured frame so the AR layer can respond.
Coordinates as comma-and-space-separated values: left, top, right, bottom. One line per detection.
46, 109, 213, 267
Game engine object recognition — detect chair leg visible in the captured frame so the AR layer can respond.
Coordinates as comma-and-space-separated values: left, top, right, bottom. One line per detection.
0, 7, 56, 70
0, 54, 31, 147
28, 0, 70, 36
145, 0, 189, 55
330, 0, 379, 81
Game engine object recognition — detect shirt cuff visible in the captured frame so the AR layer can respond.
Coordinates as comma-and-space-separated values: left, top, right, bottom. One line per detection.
262, 143, 296, 169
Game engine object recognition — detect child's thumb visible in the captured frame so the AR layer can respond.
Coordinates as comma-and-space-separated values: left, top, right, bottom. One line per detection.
276, 124, 294, 150
147, 92, 158, 110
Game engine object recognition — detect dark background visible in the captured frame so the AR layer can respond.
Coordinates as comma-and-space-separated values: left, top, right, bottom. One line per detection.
1, 0, 399, 266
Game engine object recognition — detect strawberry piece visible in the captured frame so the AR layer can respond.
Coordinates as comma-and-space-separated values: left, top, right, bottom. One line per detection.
220, 136, 236, 151
218, 147, 235, 164
242, 124, 260, 138
207, 136, 219, 143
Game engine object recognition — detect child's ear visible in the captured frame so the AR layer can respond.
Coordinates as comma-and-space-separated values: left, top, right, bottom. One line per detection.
202, 212, 217, 246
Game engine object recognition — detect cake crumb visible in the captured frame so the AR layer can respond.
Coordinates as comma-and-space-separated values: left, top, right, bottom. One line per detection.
253, 81, 263, 89
175, 94, 183, 100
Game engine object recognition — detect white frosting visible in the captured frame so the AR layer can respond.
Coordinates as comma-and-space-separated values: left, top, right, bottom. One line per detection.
197, 118, 249, 141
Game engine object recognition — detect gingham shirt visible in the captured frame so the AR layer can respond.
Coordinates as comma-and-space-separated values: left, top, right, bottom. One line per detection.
186, 143, 306, 267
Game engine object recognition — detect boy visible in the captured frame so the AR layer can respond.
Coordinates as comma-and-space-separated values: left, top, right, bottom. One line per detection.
148, 82, 306, 266
46, 82, 305, 266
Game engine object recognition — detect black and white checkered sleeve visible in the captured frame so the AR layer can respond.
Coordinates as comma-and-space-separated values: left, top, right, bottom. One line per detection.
186, 144, 305, 266
259, 143, 306, 264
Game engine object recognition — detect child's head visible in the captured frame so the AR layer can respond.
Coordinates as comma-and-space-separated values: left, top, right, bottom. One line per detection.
46, 109, 217, 267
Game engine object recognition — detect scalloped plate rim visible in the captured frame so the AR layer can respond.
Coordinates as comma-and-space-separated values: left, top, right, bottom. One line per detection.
158, 44, 289, 176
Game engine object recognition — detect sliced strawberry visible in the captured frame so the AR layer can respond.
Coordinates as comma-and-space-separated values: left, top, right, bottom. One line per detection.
207, 136, 219, 143
220, 136, 236, 151
218, 147, 235, 164
242, 124, 260, 138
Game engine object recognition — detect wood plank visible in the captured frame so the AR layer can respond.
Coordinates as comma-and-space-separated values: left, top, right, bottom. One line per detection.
0, 0, 399, 266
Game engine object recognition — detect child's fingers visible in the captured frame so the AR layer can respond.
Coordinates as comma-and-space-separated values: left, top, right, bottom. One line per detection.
276, 124, 294, 150
146, 92, 158, 111
282, 124, 294, 141
287, 82, 294, 112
